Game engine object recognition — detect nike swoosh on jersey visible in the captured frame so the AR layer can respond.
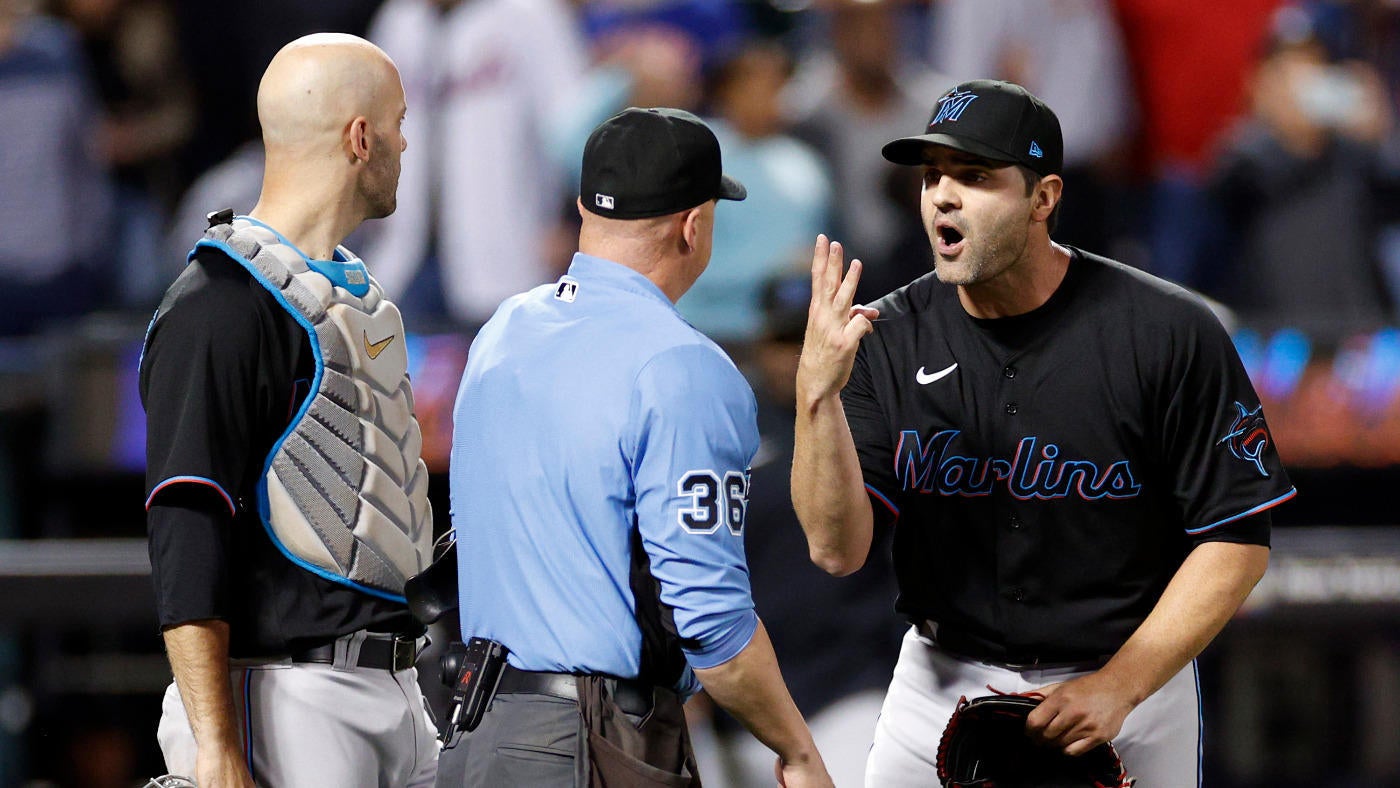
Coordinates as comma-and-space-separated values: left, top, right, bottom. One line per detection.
916, 363, 958, 384
363, 330, 396, 360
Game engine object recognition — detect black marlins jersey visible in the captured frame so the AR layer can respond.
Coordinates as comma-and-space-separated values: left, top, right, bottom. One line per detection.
843, 248, 1295, 661
142, 248, 417, 656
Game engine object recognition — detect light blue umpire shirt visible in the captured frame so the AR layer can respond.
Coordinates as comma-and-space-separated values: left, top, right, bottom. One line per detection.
450, 252, 760, 694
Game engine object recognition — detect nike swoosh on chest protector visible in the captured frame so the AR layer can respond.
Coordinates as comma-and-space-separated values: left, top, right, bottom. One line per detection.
364, 330, 396, 360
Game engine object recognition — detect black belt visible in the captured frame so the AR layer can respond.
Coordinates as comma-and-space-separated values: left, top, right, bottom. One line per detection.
291, 635, 419, 672
496, 664, 653, 716
918, 620, 1111, 671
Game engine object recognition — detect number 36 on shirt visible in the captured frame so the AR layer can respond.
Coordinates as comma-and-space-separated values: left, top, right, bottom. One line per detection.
676, 469, 750, 535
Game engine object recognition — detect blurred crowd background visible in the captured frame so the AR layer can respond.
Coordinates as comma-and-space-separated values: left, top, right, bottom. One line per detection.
1, 0, 1400, 784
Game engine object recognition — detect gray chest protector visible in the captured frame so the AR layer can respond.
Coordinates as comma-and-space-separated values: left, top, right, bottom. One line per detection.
200, 217, 433, 602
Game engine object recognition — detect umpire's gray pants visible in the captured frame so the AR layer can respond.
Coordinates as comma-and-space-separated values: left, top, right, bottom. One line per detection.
435, 691, 582, 786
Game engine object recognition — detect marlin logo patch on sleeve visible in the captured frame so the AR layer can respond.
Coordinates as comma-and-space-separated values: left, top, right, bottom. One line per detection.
1217, 401, 1273, 477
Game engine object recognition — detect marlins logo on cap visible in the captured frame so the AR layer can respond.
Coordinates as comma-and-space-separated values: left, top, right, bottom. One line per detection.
931, 89, 980, 125
881, 79, 1063, 178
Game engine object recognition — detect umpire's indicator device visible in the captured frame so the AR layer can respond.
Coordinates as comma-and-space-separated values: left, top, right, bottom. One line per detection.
441, 637, 509, 747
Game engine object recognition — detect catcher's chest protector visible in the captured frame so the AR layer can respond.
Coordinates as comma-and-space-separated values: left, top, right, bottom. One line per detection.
199, 218, 433, 600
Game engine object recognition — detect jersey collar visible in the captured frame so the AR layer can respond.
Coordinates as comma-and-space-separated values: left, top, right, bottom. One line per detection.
567, 252, 678, 313
965, 247, 1083, 335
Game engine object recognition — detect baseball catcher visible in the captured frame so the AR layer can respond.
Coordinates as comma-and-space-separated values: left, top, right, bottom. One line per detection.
937, 694, 1134, 788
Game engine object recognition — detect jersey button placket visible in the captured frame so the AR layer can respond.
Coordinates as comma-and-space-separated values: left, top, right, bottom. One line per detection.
999, 361, 1029, 615
1001, 358, 1019, 415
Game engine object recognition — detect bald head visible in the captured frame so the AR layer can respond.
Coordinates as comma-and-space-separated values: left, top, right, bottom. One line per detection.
257, 33, 402, 151
250, 33, 409, 242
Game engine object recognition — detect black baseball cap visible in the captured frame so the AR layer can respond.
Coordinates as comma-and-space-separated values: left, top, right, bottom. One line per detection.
581, 107, 747, 219
882, 80, 1063, 177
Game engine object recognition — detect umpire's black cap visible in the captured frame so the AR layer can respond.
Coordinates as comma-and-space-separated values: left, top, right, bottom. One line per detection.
581, 107, 747, 220
882, 80, 1063, 177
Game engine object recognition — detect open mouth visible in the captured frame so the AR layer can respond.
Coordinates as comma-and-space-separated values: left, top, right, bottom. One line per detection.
935, 221, 967, 256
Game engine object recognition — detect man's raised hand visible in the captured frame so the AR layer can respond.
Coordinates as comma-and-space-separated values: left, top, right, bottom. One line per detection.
797, 235, 879, 402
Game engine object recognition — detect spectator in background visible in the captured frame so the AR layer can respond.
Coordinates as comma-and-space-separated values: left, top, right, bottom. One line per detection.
1210, 4, 1396, 333
365, 0, 591, 328
1111, 0, 1282, 286
581, 0, 752, 79
786, 0, 951, 297
0, 0, 112, 336
593, 23, 706, 114
737, 270, 903, 788
930, 0, 1135, 255
677, 41, 831, 350
57, 0, 194, 309
1370, 0, 1400, 89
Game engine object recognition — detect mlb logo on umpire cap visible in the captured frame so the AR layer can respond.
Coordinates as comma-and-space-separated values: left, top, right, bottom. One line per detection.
595, 194, 615, 210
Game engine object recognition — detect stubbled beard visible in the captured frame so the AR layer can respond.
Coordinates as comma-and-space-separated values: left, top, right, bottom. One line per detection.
363, 136, 399, 219
929, 209, 1029, 286
366, 189, 396, 220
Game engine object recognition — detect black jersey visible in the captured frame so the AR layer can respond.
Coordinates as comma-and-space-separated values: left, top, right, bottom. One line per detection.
843, 248, 1294, 663
141, 246, 418, 657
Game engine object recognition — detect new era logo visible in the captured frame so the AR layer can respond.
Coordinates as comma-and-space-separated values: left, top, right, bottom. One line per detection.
595, 194, 615, 210
1029, 141, 1044, 158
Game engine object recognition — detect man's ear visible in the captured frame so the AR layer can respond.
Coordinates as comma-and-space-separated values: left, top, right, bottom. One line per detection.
679, 206, 702, 253
1032, 174, 1063, 223
348, 116, 372, 163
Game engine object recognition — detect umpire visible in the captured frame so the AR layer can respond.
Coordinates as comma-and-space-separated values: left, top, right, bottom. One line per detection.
438, 108, 832, 787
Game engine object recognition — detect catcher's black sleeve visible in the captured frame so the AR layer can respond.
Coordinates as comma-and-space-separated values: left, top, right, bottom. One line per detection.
140, 251, 306, 628
140, 251, 303, 513
148, 498, 232, 628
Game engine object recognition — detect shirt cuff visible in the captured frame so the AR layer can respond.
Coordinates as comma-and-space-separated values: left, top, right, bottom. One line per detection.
682, 608, 759, 670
